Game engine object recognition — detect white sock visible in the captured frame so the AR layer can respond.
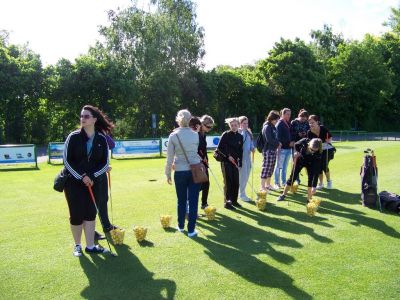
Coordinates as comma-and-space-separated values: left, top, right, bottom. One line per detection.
86, 245, 95, 250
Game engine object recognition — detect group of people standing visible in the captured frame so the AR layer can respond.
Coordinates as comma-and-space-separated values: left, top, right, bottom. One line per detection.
62, 105, 334, 256
259, 108, 333, 202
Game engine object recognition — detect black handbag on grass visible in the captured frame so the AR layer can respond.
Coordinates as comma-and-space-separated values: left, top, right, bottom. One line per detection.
53, 168, 69, 192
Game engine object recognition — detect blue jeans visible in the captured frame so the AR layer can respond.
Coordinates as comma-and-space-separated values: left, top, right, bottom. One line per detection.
174, 171, 200, 233
274, 148, 292, 186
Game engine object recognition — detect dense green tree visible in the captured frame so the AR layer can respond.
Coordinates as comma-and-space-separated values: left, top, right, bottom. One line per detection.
258, 38, 330, 119
328, 36, 394, 130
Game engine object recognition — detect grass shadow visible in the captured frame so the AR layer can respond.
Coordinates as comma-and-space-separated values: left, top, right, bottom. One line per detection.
236, 207, 334, 244
79, 244, 176, 299
197, 212, 302, 263
194, 213, 312, 299
0, 166, 40, 171
138, 240, 155, 247
288, 188, 400, 239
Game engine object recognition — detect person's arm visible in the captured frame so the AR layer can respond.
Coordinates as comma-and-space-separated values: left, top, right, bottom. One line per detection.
294, 138, 307, 156
290, 120, 297, 142
105, 134, 115, 150
165, 134, 175, 182
239, 134, 243, 165
63, 133, 85, 180
326, 127, 332, 143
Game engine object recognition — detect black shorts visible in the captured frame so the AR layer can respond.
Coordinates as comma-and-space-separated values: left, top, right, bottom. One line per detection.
64, 178, 96, 225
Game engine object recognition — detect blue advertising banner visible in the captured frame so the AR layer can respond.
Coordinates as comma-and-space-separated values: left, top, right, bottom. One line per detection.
48, 142, 65, 161
112, 139, 161, 158
162, 135, 220, 152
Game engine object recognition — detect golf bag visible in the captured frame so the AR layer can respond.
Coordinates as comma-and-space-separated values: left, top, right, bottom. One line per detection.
360, 152, 378, 208
379, 191, 400, 213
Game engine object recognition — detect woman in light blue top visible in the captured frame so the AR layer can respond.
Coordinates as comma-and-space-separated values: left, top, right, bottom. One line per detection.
238, 116, 255, 202
165, 109, 201, 237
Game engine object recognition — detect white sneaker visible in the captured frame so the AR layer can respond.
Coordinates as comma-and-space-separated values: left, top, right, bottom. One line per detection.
326, 180, 333, 189
73, 245, 82, 257
176, 226, 184, 233
273, 184, 281, 190
316, 183, 324, 190
240, 196, 251, 202
188, 230, 198, 237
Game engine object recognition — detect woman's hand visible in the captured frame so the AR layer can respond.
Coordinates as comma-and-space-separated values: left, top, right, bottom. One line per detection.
167, 177, 172, 185
294, 151, 301, 159
107, 166, 112, 172
82, 175, 93, 187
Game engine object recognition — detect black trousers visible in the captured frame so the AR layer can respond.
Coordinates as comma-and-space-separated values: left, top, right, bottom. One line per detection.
286, 160, 319, 188
200, 168, 210, 206
221, 162, 239, 204
94, 173, 111, 230
320, 150, 331, 174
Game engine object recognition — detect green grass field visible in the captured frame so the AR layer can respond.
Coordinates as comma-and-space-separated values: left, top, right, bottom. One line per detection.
1, 141, 399, 299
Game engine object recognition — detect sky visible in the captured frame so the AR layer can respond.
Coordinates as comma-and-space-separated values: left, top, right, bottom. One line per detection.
0, 0, 398, 69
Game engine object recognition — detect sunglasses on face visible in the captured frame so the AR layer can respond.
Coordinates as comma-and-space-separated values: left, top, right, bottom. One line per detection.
204, 124, 213, 129
80, 114, 93, 119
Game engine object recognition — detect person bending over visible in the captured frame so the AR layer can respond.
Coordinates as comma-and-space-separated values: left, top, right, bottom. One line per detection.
277, 138, 322, 203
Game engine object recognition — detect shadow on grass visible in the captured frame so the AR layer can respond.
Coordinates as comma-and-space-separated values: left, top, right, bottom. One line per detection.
236, 207, 334, 244
0, 166, 40, 171
290, 188, 400, 239
195, 213, 312, 299
79, 244, 176, 299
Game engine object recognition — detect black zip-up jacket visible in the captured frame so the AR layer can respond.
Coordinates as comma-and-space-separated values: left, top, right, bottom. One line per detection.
217, 130, 243, 167
295, 138, 321, 172
262, 122, 279, 151
63, 129, 109, 182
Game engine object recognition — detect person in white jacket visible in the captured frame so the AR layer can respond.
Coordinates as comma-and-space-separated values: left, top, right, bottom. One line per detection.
238, 116, 255, 202
165, 109, 201, 237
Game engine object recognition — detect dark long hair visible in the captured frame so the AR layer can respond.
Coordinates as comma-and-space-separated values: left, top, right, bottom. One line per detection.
82, 105, 114, 134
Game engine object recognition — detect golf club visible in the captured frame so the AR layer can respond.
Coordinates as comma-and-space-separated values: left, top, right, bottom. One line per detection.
208, 165, 225, 196
87, 186, 117, 257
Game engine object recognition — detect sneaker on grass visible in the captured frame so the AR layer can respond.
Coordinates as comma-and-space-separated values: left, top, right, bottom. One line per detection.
326, 180, 333, 189
188, 230, 198, 238
73, 245, 82, 257
85, 245, 109, 254
277, 195, 286, 202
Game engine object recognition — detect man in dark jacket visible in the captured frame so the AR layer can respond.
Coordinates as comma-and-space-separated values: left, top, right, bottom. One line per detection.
273, 108, 294, 189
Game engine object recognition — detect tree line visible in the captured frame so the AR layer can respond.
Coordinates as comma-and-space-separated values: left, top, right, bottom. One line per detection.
1, 0, 399, 144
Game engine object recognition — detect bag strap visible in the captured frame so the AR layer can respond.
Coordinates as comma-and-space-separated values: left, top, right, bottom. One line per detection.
175, 134, 190, 164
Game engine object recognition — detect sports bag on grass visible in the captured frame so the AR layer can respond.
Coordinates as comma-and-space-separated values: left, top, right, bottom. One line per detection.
176, 134, 208, 184
379, 191, 400, 213
53, 167, 69, 192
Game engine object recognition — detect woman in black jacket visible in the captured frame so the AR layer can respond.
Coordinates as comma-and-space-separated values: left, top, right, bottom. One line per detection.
190, 115, 215, 209
216, 118, 243, 210
307, 115, 333, 189
277, 138, 322, 203
63, 105, 112, 257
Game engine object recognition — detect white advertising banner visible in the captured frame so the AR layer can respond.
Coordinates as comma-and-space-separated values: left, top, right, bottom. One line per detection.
0, 144, 36, 164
